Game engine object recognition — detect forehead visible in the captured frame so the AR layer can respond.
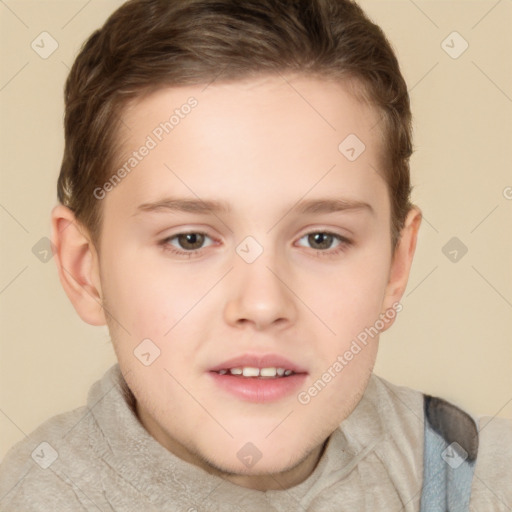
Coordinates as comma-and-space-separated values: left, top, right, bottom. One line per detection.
105, 75, 387, 220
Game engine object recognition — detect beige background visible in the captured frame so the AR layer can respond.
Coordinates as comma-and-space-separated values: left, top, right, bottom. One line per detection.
1, 0, 511, 460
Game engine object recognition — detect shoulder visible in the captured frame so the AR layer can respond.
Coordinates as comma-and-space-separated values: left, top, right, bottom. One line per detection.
342, 374, 426, 489
378, 379, 512, 509
0, 405, 93, 510
369, 377, 512, 509
0, 362, 129, 512
471, 415, 512, 510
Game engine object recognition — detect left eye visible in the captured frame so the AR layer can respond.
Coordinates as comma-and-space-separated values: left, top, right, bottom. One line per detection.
297, 232, 344, 251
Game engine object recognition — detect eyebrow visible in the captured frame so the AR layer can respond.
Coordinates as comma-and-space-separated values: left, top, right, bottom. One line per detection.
133, 196, 374, 216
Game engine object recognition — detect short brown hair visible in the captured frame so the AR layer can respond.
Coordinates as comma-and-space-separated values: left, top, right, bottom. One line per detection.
57, 0, 413, 250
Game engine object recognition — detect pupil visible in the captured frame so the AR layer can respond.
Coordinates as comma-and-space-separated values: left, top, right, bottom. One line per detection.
310, 233, 332, 249
180, 233, 204, 249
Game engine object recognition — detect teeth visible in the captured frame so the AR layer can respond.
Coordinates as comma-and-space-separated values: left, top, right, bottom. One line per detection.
222, 367, 294, 377
260, 367, 277, 377
242, 367, 259, 377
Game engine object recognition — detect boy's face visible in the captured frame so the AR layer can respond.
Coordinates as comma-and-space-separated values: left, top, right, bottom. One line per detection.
54, 75, 420, 490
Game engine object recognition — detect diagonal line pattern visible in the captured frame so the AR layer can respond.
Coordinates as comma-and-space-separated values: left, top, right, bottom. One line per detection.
266, 164, 336, 234
200, 65, 228, 93
61, 266, 132, 336
277, 72, 336, 130
407, 0, 439, 28
0, 0, 29, 28
478, 395, 512, 435
48, 464, 104, 511
406, 266, 438, 298
61, 0, 92, 29
421, 215, 439, 234
408, 62, 439, 94
267, 472, 309, 512
265, 266, 336, 335
0, 203, 29, 233
0, 373, 131, 506
192, 480, 225, 509
0, 407, 28, 438
1, 2, 509, 507
0, 266, 28, 295
472, 61, 512, 103
163, 367, 233, 438
0, 61, 29, 92
63, 369, 133, 439
470, 204, 499, 233
471, 265, 512, 308
394, 485, 423, 512
472, 0, 502, 30
380, 379, 422, 423
265, 410, 294, 438
164, 164, 232, 233
164, 267, 234, 336
472, 473, 512, 510
397, 486, 422, 512
0, 467, 33, 504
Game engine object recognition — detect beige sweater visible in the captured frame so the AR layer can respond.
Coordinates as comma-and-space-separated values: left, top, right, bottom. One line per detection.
0, 364, 510, 511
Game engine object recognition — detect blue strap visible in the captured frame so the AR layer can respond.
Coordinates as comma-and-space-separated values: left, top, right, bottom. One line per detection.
420, 395, 479, 512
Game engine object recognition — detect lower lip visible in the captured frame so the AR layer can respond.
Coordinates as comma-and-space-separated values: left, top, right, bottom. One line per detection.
208, 372, 307, 403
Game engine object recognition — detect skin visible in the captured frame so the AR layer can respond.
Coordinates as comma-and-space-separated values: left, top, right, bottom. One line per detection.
51, 75, 421, 491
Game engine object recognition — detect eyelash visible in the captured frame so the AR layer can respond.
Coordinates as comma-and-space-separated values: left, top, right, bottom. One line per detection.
159, 230, 352, 259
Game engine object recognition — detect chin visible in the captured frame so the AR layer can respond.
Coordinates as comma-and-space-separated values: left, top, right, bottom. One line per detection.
204, 449, 302, 478
196, 430, 316, 478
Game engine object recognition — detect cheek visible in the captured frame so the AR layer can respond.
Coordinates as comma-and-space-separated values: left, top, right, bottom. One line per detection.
310, 253, 391, 341
295, 316, 379, 437
101, 250, 217, 386
296, 244, 390, 421
101, 248, 208, 338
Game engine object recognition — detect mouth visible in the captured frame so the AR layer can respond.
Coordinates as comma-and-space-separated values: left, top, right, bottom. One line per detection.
212, 366, 298, 378
208, 354, 308, 403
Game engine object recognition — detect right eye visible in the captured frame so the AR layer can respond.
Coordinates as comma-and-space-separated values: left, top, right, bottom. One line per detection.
160, 231, 216, 257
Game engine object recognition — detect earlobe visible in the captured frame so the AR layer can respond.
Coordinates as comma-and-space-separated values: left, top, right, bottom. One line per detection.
50, 204, 107, 326
381, 206, 422, 325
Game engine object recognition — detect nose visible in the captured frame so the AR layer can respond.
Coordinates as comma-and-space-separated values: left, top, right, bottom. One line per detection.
223, 249, 298, 331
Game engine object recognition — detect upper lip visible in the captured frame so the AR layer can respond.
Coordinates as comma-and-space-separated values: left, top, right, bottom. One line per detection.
209, 353, 308, 373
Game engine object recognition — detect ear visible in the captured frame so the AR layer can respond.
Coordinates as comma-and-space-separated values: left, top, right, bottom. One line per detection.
380, 206, 422, 330
50, 204, 106, 326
